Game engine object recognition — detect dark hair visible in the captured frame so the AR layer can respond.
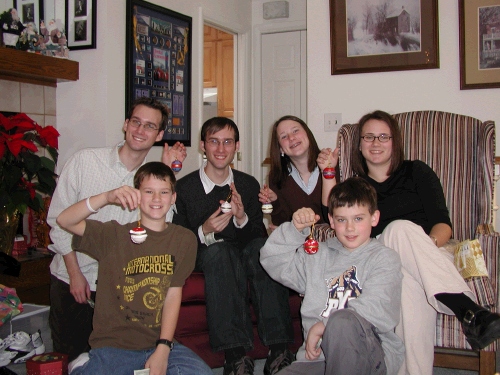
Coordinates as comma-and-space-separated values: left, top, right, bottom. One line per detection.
328, 177, 377, 216
134, 162, 176, 192
351, 110, 404, 177
127, 97, 169, 132
269, 115, 321, 189
201, 117, 239, 142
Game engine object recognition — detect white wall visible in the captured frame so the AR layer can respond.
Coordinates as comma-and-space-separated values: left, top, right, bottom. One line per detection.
306, 1, 500, 150
54, 0, 252, 179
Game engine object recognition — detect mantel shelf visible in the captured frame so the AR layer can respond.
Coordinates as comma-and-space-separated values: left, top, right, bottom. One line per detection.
0, 48, 79, 87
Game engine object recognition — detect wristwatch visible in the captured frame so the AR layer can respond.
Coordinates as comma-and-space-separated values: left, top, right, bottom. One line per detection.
156, 339, 174, 350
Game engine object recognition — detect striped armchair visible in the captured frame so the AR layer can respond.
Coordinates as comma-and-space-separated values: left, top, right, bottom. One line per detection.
332, 110, 498, 374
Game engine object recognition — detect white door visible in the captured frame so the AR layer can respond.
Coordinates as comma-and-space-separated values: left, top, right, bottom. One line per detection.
261, 30, 307, 184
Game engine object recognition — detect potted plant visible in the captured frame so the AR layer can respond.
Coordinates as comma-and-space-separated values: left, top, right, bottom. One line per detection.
0, 113, 59, 254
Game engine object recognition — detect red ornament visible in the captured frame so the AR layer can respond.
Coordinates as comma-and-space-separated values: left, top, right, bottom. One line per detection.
171, 160, 182, 172
323, 166, 336, 179
304, 234, 319, 254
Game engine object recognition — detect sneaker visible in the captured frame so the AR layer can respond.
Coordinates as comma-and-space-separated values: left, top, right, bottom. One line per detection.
5, 330, 45, 364
68, 352, 90, 374
264, 349, 295, 375
0, 350, 17, 367
223, 356, 254, 375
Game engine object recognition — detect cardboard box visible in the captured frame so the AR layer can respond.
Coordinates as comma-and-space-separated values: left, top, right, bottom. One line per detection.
26, 352, 68, 375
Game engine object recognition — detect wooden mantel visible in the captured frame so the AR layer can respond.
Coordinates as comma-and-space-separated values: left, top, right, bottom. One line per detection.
0, 48, 79, 87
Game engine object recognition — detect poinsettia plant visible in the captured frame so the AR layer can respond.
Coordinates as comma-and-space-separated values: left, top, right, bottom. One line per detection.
0, 113, 59, 216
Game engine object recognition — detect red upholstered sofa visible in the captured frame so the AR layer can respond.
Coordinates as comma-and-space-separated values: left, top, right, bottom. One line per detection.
174, 270, 304, 368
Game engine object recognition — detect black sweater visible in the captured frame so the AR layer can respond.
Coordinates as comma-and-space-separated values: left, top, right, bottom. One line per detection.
173, 169, 266, 249
362, 160, 452, 237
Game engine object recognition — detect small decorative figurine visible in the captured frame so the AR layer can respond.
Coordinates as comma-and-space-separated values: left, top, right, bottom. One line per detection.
0, 8, 26, 48
303, 223, 319, 254
221, 191, 232, 213
37, 19, 69, 58
323, 165, 336, 179
171, 160, 182, 172
130, 211, 147, 244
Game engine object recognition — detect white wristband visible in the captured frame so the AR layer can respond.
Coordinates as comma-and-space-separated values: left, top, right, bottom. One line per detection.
86, 197, 99, 213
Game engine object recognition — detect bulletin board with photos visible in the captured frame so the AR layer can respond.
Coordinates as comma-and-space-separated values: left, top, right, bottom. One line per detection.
125, 0, 192, 146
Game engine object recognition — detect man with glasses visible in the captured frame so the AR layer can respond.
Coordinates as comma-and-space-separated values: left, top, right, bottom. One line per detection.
47, 97, 187, 362
173, 117, 295, 375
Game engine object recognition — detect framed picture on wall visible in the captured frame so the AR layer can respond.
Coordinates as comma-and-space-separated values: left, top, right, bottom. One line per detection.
65, 0, 97, 50
459, 0, 500, 90
329, 0, 439, 75
126, 0, 192, 146
14, 0, 43, 29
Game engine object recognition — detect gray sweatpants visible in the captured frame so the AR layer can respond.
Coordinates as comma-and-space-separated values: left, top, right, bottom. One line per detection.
278, 309, 387, 375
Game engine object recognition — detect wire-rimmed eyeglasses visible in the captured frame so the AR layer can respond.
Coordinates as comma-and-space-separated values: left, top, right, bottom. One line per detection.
205, 139, 235, 148
361, 134, 392, 143
128, 118, 159, 132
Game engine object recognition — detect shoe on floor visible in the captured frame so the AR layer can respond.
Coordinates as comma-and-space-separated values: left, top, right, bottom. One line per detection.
264, 348, 295, 375
4, 330, 45, 364
68, 352, 90, 374
223, 355, 255, 375
462, 308, 500, 350
0, 350, 17, 367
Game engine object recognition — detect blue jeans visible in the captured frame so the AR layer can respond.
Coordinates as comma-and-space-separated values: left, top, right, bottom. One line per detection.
196, 237, 294, 351
71, 344, 212, 375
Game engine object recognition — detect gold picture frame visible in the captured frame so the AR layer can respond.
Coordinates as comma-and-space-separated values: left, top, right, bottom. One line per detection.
459, 0, 500, 90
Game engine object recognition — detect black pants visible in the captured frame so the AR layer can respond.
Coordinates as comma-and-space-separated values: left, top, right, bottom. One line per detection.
49, 276, 96, 361
196, 237, 294, 352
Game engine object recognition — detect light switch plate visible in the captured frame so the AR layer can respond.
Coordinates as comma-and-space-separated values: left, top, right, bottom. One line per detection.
324, 113, 342, 132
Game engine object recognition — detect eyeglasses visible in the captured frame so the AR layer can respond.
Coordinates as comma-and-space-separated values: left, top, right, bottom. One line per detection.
361, 134, 392, 143
128, 118, 159, 132
205, 139, 235, 148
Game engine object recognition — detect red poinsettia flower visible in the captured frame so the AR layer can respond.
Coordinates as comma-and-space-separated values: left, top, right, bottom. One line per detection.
1, 112, 59, 216
0, 113, 12, 130
0, 133, 7, 159
5, 132, 38, 157
35, 124, 60, 149
0, 113, 36, 132
20, 178, 36, 199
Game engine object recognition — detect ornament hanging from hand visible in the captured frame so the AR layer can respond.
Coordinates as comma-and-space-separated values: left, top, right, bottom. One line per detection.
130, 210, 147, 244
323, 164, 336, 179
303, 223, 319, 254
171, 160, 182, 172
262, 203, 273, 214
221, 190, 232, 213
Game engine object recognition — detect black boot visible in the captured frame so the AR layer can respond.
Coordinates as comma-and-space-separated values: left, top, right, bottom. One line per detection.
461, 308, 500, 350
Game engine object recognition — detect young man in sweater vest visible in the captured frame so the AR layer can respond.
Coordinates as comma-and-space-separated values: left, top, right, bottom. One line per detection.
173, 117, 295, 375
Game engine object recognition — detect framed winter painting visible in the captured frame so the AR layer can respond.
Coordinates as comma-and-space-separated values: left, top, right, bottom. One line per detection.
459, 0, 500, 90
329, 0, 439, 74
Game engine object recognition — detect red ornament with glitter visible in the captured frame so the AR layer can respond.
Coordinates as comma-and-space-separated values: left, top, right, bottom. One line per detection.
323, 165, 336, 179
303, 223, 319, 254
